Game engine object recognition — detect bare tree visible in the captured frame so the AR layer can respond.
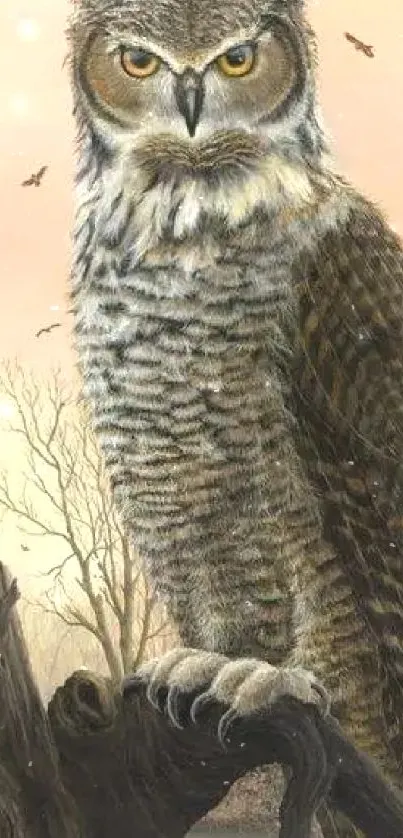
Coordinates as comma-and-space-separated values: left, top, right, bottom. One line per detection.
0, 361, 171, 682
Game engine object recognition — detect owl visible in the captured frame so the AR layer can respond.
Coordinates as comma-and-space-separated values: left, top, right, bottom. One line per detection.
67, 0, 403, 827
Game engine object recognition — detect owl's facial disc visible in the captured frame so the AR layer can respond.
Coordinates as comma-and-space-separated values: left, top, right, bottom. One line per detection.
174, 70, 204, 137
78, 17, 304, 172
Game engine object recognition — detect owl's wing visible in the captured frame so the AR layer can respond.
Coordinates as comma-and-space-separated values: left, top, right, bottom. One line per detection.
296, 195, 403, 461
293, 193, 403, 753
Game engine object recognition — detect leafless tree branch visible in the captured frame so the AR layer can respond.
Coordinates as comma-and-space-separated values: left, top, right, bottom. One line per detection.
0, 362, 168, 679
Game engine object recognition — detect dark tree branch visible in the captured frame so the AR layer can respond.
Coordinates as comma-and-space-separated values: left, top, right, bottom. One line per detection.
1, 559, 402, 838
0, 563, 82, 838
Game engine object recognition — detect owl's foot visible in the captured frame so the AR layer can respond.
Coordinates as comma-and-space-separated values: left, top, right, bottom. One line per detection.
122, 647, 330, 743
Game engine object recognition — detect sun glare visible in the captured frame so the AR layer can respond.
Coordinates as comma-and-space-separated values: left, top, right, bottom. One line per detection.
0, 401, 15, 421
16, 19, 41, 42
9, 94, 30, 117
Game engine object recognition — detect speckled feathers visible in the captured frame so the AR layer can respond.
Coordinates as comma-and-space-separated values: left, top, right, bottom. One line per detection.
69, 0, 403, 811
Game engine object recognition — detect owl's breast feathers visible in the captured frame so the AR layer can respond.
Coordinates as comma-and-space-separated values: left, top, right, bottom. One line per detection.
72, 171, 403, 752
72, 170, 338, 657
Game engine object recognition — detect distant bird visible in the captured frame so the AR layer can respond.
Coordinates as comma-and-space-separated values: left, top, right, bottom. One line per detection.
344, 32, 374, 58
35, 323, 61, 339
21, 165, 48, 188
20, 545, 30, 552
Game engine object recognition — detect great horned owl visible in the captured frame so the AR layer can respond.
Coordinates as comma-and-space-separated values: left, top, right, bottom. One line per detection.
68, 0, 403, 809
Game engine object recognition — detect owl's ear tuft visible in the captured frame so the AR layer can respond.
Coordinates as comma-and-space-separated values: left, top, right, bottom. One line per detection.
286, 0, 305, 10
263, 0, 306, 26
267, 0, 305, 19
278, 0, 305, 10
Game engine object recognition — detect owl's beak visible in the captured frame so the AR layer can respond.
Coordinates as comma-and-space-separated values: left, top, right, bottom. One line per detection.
175, 71, 204, 137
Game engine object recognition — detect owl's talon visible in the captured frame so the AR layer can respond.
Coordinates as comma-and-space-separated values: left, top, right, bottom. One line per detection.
146, 680, 165, 712
166, 685, 185, 728
217, 707, 238, 745
189, 689, 215, 723
122, 674, 143, 697
125, 649, 330, 751
312, 680, 331, 716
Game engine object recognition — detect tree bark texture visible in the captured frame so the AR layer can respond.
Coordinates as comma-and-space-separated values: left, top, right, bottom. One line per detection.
1, 562, 403, 838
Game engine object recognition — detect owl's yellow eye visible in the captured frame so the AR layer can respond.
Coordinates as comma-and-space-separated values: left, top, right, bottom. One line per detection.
216, 44, 255, 77
120, 47, 160, 78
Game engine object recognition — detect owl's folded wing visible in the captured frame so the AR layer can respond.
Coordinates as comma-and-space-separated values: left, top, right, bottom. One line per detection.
293, 192, 403, 756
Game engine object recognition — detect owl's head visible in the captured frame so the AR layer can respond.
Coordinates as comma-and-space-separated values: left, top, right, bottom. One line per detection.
68, 0, 323, 181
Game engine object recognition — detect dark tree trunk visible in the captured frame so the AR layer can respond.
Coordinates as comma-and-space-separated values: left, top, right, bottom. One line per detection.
1, 561, 403, 838
0, 563, 82, 838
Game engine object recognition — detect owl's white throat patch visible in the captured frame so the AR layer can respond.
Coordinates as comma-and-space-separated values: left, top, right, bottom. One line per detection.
127, 151, 316, 259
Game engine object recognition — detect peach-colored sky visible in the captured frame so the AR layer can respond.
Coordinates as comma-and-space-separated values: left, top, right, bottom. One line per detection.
1, 0, 403, 374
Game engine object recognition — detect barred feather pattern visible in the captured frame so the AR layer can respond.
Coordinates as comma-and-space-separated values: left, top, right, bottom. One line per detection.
71, 160, 302, 660
70, 128, 402, 782
69, 0, 403, 799
70, 126, 332, 661
294, 208, 403, 778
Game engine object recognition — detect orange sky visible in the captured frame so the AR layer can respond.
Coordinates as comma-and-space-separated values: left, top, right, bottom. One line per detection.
0, 0, 403, 374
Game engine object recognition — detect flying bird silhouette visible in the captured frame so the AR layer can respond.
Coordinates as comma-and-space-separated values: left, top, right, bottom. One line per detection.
344, 32, 374, 58
20, 545, 30, 552
21, 165, 48, 187
35, 323, 61, 339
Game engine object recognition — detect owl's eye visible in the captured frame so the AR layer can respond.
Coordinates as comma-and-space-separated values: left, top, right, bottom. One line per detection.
216, 44, 255, 77
120, 47, 160, 78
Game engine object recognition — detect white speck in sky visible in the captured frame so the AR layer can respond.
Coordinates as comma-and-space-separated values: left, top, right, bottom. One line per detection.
50, 305, 60, 311
16, 19, 40, 42
0, 401, 15, 421
9, 94, 30, 117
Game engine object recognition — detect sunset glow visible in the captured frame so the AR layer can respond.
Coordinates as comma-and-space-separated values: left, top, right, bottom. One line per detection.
0, 401, 16, 421
9, 93, 31, 117
16, 18, 41, 42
